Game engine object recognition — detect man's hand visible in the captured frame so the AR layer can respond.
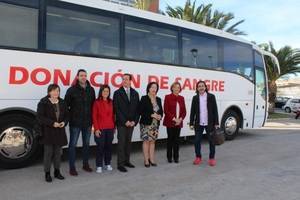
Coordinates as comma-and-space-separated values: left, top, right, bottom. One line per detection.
59, 122, 65, 128
53, 122, 60, 128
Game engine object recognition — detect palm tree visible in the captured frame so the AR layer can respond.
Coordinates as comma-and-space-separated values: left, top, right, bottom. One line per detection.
260, 42, 300, 109
165, 0, 246, 35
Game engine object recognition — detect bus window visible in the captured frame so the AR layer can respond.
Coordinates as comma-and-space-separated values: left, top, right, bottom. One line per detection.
255, 51, 264, 68
0, 2, 38, 48
125, 20, 179, 64
46, 6, 120, 57
182, 32, 219, 69
223, 40, 254, 80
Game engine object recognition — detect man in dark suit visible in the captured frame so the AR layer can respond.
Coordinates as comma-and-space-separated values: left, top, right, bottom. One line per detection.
113, 73, 140, 172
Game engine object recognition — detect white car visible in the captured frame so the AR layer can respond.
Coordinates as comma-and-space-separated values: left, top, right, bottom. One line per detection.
283, 98, 300, 113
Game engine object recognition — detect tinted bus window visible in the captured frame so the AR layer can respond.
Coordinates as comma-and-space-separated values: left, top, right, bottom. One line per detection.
0, 2, 38, 48
182, 32, 219, 69
125, 20, 179, 64
255, 51, 264, 68
46, 6, 120, 57
224, 40, 254, 80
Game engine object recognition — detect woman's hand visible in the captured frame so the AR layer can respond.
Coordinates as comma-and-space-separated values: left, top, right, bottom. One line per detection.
156, 114, 162, 121
175, 118, 182, 126
95, 130, 101, 138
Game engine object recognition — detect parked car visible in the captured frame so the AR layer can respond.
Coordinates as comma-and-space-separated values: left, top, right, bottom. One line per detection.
275, 97, 290, 108
283, 98, 300, 113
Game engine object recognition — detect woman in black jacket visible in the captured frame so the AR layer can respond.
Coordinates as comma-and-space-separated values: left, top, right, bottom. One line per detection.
37, 84, 68, 182
139, 82, 163, 167
189, 81, 219, 167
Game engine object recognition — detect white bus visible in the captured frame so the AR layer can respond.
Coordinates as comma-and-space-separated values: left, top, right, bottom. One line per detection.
0, 0, 279, 169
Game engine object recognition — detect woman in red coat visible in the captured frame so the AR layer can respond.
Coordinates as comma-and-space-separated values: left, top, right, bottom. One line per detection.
92, 84, 115, 173
163, 82, 186, 163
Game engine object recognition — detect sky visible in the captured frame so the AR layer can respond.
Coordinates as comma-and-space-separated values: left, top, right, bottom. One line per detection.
159, 0, 300, 50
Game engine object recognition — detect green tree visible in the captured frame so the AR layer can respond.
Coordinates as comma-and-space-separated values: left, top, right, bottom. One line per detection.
165, 0, 246, 35
260, 42, 300, 108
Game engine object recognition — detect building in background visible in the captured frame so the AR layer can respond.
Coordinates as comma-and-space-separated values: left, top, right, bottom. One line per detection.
276, 73, 300, 98
104, 0, 159, 13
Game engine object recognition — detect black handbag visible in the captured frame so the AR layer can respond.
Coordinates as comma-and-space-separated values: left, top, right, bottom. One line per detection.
210, 128, 225, 145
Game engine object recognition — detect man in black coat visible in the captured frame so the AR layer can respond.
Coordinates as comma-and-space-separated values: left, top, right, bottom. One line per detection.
113, 73, 140, 172
64, 69, 95, 176
189, 81, 219, 167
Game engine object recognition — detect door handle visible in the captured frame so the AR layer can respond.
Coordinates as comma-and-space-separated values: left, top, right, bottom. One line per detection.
256, 105, 258, 109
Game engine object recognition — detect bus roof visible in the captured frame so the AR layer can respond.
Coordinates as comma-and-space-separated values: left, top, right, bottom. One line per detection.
60, 0, 255, 47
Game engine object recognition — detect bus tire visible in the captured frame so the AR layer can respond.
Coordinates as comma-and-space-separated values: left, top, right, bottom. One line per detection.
221, 110, 240, 140
0, 114, 41, 169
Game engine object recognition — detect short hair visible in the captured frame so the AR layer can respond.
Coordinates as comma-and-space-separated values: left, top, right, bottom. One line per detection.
123, 73, 132, 80
97, 84, 111, 102
170, 82, 182, 93
47, 84, 60, 95
195, 80, 208, 94
76, 69, 87, 76
146, 82, 159, 94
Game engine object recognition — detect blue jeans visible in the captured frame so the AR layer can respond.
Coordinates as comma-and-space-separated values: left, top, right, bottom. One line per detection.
194, 126, 215, 159
94, 129, 114, 167
68, 126, 91, 169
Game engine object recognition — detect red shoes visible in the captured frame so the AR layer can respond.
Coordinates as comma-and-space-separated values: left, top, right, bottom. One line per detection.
193, 157, 202, 165
208, 159, 216, 166
193, 157, 217, 166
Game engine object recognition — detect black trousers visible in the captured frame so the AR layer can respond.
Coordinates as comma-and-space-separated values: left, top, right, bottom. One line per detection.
166, 127, 181, 161
117, 126, 134, 167
94, 129, 114, 167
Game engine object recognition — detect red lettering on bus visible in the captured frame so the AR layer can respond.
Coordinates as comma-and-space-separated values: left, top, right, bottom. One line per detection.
9, 66, 28, 84
160, 76, 169, 89
90, 72, 102, 87
53, 69, 71, 85
31, 68, 51, 85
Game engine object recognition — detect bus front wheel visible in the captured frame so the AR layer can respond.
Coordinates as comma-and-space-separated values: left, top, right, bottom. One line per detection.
0, 114, 41, 169
221, 110, 240, 140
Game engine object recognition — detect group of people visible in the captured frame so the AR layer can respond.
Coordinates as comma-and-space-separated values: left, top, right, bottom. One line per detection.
37, 69, 219, 183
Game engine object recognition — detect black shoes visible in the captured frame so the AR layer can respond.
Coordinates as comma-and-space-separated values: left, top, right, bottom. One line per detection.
45, 172, 52, 183
144, 161, 150, 168
118, 166, 128, 172
168, 158, 179, 163
45, 170, 65, 182
125, 162, 135, 168
149, 160, 157, 167
54, 169, 65, 180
